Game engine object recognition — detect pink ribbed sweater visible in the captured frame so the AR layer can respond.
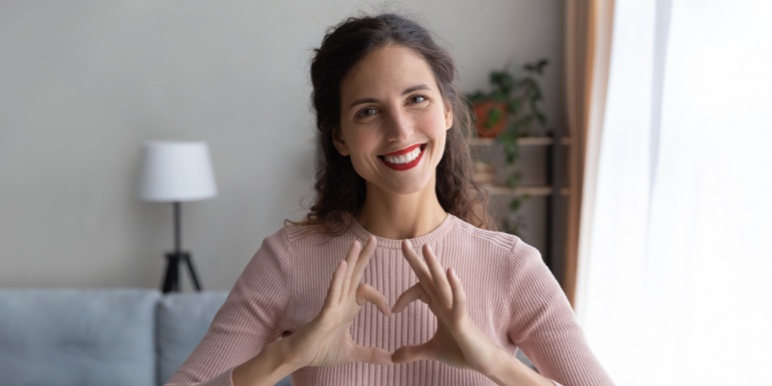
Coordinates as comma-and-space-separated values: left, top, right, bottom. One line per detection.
166, 215, 612, 386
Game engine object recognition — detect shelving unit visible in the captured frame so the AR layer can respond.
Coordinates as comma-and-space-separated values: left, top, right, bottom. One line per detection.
468, 133, 569, 276
483, 186, 570, 196
469, 137, 571, 146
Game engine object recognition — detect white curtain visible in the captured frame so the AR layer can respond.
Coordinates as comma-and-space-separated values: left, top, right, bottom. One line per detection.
575, 1, 772, 385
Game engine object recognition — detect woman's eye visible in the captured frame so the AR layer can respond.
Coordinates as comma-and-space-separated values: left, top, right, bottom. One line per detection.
355, 107, 377, 119
410, 95, 428, 104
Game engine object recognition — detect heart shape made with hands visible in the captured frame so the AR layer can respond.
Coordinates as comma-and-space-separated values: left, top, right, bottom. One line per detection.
317, 236, 500, 372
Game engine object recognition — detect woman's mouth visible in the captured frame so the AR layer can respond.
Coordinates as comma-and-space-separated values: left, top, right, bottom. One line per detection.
379, 144, 426, 171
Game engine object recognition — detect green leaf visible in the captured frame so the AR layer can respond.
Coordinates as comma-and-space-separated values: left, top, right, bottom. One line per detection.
537, 59, 548, 73
536, 111, 547, 125
509, 198, 523, 212
485, 108, 503, 127
498, 132, 515, 145
506, 177, 516, 188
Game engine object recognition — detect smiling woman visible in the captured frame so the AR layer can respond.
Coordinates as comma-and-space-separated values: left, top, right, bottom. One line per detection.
164, 13, 613, 386
334, 45, 452, 208
301, 14, 496, 238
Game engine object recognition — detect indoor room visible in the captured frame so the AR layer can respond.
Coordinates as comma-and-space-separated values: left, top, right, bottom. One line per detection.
1, 1, 769, 385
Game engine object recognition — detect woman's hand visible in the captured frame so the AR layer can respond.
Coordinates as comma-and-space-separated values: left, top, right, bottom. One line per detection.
391, 241, 507, 376
281, 235, 392, 368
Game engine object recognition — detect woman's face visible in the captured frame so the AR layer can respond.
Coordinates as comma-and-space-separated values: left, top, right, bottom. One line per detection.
335, 44, 453, 198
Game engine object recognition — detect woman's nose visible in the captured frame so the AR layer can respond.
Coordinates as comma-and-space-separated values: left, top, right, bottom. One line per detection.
385, 108, 413, 142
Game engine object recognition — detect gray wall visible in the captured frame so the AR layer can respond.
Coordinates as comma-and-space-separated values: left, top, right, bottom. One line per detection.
0, 0, 565, 290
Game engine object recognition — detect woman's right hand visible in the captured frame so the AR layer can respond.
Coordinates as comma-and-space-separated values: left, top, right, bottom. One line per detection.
232, 235, 391, 386
280, 235, 392, 368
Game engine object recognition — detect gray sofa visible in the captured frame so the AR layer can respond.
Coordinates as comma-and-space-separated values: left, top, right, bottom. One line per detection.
0, 288, 291, 386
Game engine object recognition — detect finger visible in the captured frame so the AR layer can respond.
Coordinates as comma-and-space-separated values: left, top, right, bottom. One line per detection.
340, 240, 362, 299
350, 235, 377, 292
401, 240, 436, 297
357, 284, 392, 316
324, 260, 347, 308
423, 244, 453, 308
392, 342, 434, 364
392, 283, 430, 314
448, 267, 467, 318
351, 344, 393, 365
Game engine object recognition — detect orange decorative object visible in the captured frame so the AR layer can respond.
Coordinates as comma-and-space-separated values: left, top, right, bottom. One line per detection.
473, 101, 508, 138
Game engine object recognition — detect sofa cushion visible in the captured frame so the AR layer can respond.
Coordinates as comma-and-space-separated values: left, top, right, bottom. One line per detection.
157, 291, 228, 385
0, 288, 159, 386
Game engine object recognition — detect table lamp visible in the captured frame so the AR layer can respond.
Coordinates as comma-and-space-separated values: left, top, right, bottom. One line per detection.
139, 140, 217, 293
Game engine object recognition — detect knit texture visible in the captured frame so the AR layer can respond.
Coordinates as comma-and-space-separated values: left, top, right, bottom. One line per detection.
166, 215, 613, 386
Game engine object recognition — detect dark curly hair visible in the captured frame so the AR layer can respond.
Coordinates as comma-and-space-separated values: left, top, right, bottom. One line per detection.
292, 13, 495, 234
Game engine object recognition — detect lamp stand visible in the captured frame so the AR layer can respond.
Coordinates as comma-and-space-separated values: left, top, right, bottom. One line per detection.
161, 202, 203, 293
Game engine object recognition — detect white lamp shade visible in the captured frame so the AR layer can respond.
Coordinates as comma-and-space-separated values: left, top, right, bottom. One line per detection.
139, 140, 217, 202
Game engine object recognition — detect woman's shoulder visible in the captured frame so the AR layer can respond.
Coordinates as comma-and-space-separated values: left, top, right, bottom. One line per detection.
247, 223, 347, 275
448, 215, 542, 262
260, 222, 336, 248
259, 222, 356, 256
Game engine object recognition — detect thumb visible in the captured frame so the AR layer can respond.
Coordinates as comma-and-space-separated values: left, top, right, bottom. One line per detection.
392, 342, 434, 364
351, 344, 393, 365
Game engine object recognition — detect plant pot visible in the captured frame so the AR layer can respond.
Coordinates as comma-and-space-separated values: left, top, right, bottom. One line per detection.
473, 101, 508, 138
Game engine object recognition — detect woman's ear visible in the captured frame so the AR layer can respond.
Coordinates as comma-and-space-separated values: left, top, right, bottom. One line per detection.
333, 133, 350, 156
444, 103, 454, 130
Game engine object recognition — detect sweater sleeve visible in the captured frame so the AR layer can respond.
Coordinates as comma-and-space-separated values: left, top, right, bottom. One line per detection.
506, 240, 614, 386
165, 229, 293, 386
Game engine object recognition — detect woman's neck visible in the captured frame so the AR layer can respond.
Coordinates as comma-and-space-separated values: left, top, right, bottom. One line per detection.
356, 182, 447, 240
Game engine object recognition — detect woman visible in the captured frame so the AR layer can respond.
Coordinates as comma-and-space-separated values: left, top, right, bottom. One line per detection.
167, 13, 613, 386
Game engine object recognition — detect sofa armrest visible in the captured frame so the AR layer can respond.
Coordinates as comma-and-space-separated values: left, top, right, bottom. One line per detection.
157, 291, 229, 385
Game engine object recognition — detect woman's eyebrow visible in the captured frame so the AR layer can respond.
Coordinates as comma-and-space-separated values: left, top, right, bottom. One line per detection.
402, 84, 430, 95
348, 84, 431, 108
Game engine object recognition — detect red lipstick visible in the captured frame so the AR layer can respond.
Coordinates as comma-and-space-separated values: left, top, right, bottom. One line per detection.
379, 144, 425, 171
382, 144, 423, 157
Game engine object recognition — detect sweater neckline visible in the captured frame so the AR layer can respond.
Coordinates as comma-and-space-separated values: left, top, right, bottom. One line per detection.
348, 213, 457, 250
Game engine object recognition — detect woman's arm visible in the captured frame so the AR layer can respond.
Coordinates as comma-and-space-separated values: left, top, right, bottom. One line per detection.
165, 231, 295, 386
167, 236, 390, 386
230, 340, 298, 386
485, 349, 556, 386
505, 241, 614, 386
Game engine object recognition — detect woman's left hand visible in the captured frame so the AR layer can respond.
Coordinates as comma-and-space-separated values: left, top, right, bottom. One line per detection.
391, 241, 506, 376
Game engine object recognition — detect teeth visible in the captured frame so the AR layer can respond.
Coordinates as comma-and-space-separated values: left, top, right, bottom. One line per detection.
384, 146, 421, 164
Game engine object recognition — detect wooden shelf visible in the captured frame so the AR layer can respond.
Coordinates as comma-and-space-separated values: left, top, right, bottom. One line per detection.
481, 185, 570, 196
468, 137, 571, 146
468, 130, 570, 279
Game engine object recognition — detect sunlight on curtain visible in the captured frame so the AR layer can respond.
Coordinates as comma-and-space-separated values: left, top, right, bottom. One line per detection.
576, 1, 772, 385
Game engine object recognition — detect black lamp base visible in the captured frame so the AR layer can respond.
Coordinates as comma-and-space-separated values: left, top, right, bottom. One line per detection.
161, 251, 202, 293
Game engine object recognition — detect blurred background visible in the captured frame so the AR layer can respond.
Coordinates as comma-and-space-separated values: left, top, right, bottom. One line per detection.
0, 0, 566, 290
3, 1, 772, 384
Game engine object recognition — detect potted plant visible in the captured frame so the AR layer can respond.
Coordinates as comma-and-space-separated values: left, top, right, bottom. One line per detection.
467, 59, 549, 234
